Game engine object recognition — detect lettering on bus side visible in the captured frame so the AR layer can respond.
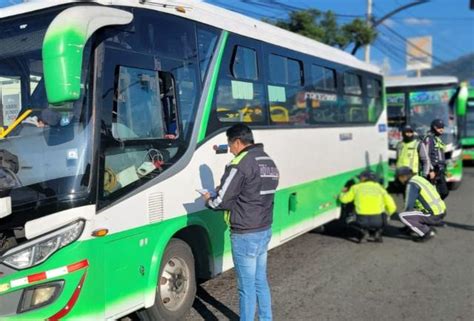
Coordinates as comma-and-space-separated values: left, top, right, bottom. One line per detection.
339, 133, 353, 141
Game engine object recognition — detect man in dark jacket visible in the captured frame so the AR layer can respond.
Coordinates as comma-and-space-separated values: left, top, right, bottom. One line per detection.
203, 124, 279, 321
422, 118, 449, 199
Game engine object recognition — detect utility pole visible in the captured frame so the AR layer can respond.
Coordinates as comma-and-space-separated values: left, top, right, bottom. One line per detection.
364, 0, 372, 63
352, 0, 430, 56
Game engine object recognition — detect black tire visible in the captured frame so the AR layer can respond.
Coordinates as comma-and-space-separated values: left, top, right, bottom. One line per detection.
137, 239, 196, 321
448, 181, 462, 190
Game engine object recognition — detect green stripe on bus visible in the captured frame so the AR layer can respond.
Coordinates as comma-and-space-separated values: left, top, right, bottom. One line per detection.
198, 31, 229, 143
461, 137, 474, 146
0, 162, 388, 320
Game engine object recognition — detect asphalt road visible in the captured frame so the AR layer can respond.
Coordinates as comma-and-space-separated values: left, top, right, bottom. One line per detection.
183, 166, 474, 321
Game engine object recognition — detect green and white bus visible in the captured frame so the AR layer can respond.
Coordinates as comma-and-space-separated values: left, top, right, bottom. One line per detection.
0, 1, 388, 320
459, 85, 474, 162
386, 76, 466, 186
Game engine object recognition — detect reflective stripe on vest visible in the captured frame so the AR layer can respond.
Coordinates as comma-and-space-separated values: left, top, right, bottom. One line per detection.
396, 140, 419, 173
434, 136, 445, 151
434, 136, 445, 163
410, 176, 446, 215
224, 151, 249, 225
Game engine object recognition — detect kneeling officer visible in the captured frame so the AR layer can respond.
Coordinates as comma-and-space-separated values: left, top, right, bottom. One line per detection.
396, 166, 447, 242
339, 170, 397, 243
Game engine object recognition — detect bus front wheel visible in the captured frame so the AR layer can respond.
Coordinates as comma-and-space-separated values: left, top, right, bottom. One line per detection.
138, 238, 196, 321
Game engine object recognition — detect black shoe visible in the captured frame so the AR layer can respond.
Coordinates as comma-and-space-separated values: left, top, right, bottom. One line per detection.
437, 221, 447, 228
374, 230, 383, 243
358, 230, 368, 243
413, 230, 436, 243
399, 226, 412, 235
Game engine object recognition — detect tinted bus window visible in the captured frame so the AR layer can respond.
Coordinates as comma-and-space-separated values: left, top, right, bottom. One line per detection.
267, 54, 306, 125
208, 38, 266, 129
197, 26, 220, 81
344, 72, 362, 95
307, 65, 339, 124
343, 72, 366, 122
367, 78, 383, 122
311, 64, 336, 91
232, 46, 258, 80
268, 54, 303, 86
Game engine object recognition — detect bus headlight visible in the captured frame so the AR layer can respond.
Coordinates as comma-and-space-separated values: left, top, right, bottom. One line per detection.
1, 220, 84, 270
18, 281, 64, 313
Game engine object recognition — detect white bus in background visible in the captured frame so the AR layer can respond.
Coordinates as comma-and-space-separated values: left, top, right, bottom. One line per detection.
0, 1, 388, 320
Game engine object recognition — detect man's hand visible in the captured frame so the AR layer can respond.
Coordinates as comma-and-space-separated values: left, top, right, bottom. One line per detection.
202, 192, 211, 202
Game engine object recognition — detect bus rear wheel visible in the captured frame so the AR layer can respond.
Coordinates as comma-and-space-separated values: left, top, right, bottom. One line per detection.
448, 181, 462, 190
138, 239, 196, 321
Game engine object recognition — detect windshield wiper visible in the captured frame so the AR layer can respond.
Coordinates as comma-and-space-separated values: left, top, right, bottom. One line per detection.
0, 109, 32, 139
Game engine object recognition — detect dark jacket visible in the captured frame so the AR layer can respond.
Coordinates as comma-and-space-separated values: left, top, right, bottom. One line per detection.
207, 144, 279, 234
423, 131, 446, 172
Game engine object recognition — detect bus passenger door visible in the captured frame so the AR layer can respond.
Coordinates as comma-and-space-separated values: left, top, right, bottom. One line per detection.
95, 46, 161, 317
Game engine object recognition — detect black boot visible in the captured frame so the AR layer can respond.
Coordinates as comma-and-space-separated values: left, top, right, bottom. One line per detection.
358, 229, 368, 243
374, 229, 383, 243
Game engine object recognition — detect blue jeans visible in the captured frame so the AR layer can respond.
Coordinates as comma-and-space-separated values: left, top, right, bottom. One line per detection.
231, 229, 272, 321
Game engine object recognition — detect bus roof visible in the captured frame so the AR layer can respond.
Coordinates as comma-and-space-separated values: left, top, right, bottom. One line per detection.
0, 0, 382, 75
385, 76, 459, 88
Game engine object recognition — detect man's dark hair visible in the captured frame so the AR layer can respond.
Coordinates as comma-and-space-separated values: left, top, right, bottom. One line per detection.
226, 124, 254, 145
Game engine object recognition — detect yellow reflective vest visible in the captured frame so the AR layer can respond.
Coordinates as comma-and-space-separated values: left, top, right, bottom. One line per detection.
410, 175, 446, 215
396, 140, 419, 173
339, 181, 397, 216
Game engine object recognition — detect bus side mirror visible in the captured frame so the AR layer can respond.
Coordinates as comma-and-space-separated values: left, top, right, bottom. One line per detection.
456, 84, 469, 116
42, 6, 133, 105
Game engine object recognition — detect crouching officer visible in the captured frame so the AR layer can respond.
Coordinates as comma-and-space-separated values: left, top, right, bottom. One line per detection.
396, 166, 447, 242
339, 170, 397, 243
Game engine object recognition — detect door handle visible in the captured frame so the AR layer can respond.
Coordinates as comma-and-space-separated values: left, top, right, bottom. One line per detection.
289, 192, 297, 213
213, 144, 228, 154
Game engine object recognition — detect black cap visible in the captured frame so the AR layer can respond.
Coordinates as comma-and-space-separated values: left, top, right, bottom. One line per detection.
359, 170, 375, 181
431, 118, 444, 129
396, 166, 413, 177
402, 125, 414, 133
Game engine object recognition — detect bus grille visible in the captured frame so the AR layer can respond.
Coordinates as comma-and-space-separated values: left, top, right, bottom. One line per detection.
148, 192, 164, 223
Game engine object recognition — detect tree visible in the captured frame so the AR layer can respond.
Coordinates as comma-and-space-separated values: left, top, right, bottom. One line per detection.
268, 9, 377, 51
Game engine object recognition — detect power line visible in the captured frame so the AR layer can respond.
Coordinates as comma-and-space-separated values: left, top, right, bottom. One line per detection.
376, 29, 459, 75
377, 1, 468, 58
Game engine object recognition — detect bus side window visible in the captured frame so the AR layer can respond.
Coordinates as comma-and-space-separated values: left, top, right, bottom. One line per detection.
209, 41, 266, 130
342, 72, 366, 123
367, 77, 383, 123
308, 64, 339, 124
267, 53, 307, 126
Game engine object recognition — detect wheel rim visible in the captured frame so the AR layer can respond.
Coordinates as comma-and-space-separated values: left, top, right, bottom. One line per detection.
159, 256, 190, 312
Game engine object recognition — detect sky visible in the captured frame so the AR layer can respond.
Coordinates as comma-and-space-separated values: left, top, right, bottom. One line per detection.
0, 0, 472, 75
204, 0, 474, 75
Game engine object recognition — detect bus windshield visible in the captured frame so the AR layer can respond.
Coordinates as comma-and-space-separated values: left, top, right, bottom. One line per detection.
0, 8, 93, 217
466, 100, 474, 138
408, 88, 456, 144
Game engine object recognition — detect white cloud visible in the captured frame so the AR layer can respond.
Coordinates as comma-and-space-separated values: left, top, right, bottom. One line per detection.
381, 18, 396, 28
403, 17, 432, 26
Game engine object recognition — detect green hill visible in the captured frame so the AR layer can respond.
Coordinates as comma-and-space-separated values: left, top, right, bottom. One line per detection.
423, 53, 474, 82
